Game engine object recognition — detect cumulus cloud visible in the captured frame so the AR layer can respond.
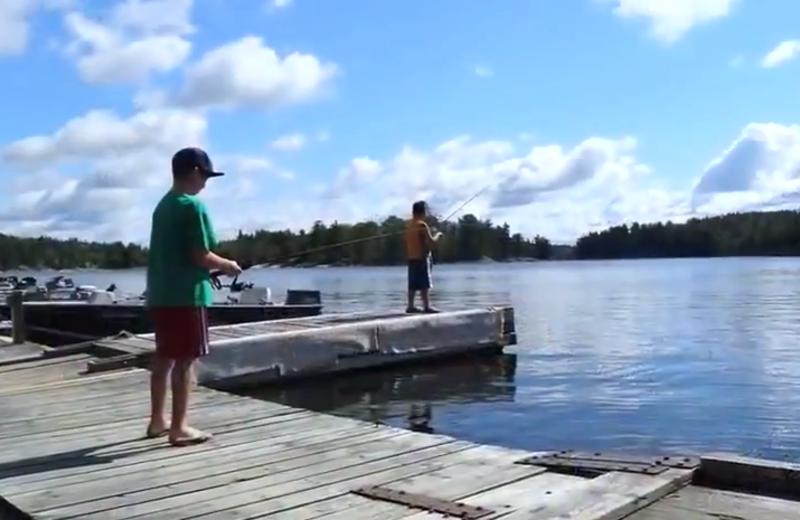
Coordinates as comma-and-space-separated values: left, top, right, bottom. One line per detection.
0, 108, 208, 241
62, 0, 194, 84
170, 36, 338, 110
0, 0, 71, 55
691, 123, 800, 211
3, 109, 206, 169
761, 40, 800, 69
0, 0, 37, 54
602, 0, 738, 43
3, 116, 800, 244
281, 124, 800, 242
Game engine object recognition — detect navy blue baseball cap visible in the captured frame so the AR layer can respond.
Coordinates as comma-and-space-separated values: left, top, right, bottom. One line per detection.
171, 147, 225, 178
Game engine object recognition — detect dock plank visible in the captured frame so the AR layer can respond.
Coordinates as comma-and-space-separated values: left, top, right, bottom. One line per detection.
0, 342, 46, 367
36, 431, 454, 519
384, 473, 587, 520
21, 427, 411, 516
270, 446, 562, 520
0, 412, 344, 492
0, 368, 143, 396
492, 468, 692, 520
122, 441, 484, 520
627, 486, 800, 520
0, 389, 251, 435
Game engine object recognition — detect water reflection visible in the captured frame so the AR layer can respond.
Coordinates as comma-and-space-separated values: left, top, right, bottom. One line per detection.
247, 354, 518, 434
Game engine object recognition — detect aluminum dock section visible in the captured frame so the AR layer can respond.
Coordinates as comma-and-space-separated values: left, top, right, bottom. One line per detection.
1, 357, 800, 520
86, 307, 517, 388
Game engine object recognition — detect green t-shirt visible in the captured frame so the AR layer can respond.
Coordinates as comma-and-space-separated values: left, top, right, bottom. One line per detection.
146, 191, 217, 307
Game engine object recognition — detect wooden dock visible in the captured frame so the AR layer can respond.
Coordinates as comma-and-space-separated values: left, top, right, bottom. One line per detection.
82, 307, 517, 389
2, 355, 800, 519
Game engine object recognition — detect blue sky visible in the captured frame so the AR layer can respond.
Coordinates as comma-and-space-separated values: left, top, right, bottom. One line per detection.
0, 0, 798, 243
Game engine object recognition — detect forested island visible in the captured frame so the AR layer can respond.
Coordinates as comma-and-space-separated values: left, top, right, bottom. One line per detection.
1, 210, 799, 270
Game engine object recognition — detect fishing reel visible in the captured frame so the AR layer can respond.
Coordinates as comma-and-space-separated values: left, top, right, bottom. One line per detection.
209, 271, 254, 292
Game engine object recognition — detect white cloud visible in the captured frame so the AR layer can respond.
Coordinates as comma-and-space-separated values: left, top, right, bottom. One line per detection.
171, 36, 338, 110
284, 123, 800, 242
691, 123, 800, 211
270, 0, 292, 9
0, 0, 71, 55
271, 133, 306, 151
3, 119, 800, 244
0, 108, 207, 241
603, 0, 738, 43
761, 40, 800, 69
3, 108, 206, 169
62, 0, 194, 84
0, 0, 37, 54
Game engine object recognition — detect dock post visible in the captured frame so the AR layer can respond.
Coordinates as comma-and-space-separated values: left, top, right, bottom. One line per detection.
9, 291, 25, 344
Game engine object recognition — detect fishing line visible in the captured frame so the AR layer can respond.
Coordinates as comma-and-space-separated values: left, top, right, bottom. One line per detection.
210, 183, 494, 283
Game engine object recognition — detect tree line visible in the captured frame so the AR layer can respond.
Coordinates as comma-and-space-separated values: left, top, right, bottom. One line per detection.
0, 213, 552, 270
573, 210, 800, 259
4, 209, 800, 270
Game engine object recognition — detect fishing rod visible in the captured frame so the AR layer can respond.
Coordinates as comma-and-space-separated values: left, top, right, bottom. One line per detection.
210, 183, 493, 285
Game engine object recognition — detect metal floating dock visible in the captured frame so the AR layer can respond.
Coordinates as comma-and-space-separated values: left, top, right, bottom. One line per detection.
1, 357, 799, 520
86, 307, 517, 388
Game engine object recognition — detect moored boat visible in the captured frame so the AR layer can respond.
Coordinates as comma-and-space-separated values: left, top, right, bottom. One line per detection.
0, 276, 323, 346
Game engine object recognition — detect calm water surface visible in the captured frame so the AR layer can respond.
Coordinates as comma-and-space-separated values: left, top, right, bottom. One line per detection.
22, 258, 800, 458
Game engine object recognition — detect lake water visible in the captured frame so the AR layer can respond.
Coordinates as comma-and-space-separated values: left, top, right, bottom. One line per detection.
21, 258, 800, 459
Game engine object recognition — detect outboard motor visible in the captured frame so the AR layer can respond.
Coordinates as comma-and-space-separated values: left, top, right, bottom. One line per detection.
284, 290, 322, 305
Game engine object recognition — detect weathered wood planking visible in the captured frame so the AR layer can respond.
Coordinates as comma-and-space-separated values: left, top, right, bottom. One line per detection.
266, 449, 576, 520
0, 341, 47, 367
0, 354, 94, 389
627, 485, 800, 519
4, 358, 800, 520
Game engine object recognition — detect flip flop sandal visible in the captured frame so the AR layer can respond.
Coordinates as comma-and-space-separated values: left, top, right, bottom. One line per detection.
169, 432, 213, 447
145, 427, 168, 439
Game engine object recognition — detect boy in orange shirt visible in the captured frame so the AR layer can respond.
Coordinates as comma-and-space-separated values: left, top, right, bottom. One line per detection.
405, 200, 442, 313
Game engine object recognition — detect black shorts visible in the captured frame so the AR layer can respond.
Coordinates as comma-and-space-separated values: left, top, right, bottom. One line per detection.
407, 257, 432, 291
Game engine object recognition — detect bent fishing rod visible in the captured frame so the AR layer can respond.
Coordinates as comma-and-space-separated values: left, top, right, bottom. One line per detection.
210, 183, 493, 284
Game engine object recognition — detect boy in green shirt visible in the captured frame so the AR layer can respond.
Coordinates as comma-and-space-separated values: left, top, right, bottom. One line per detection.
146, 147, 241, 447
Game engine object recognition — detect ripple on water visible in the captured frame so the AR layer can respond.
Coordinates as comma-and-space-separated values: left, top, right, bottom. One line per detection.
215, 259, 800, 458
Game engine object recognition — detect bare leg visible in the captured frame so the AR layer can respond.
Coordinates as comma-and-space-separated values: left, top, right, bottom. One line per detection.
170, 358, 194, 435
421, 289, 438, 313
169, 358, 210, 445
406, 290, 416, 310
147, 354, 172, 437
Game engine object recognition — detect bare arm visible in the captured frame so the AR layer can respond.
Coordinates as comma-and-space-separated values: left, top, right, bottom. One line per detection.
418, 222, 440, 255
194, 250, 232, 271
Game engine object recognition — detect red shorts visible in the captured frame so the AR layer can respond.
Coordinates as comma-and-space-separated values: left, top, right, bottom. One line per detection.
151, 307, 210, 360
